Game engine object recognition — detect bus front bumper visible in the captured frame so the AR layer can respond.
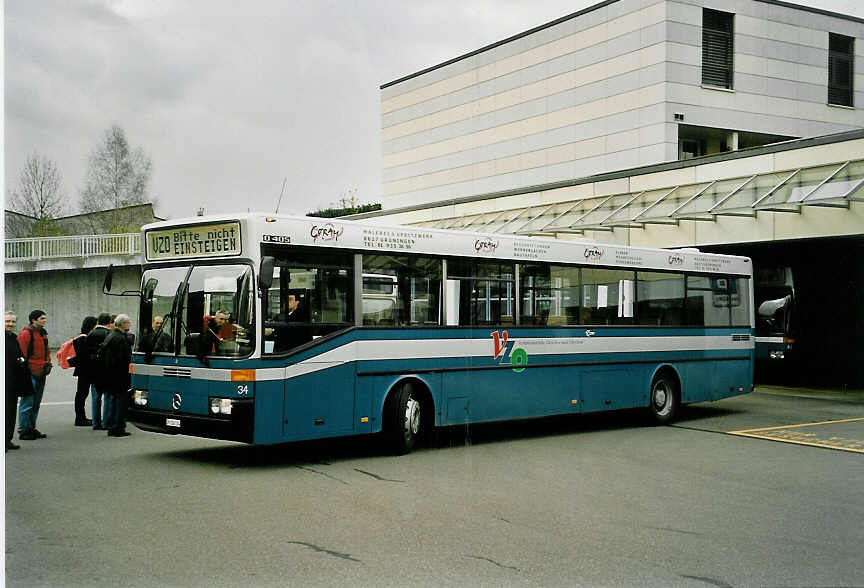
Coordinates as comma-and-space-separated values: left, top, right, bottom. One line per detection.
128, 402, 254, 444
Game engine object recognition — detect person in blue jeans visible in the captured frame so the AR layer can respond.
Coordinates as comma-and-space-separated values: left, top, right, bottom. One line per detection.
84, 313, 113, 430
17, 310, 51, 441
19, 375, 47, 440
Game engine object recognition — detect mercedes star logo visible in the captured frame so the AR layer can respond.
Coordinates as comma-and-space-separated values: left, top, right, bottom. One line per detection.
172, 393, 182, 411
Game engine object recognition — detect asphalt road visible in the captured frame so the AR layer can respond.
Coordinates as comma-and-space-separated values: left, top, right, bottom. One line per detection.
5, 368, 864, 587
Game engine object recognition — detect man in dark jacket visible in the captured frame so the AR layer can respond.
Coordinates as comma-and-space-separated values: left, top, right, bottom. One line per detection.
142, 315, 173, 353
85, 313, 113, 430
5, 311, 30, 451
17, 310, 51, 441
102, 313, 133, 437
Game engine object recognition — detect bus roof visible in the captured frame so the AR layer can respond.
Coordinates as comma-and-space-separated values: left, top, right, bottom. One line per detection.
141, 212, 752, 276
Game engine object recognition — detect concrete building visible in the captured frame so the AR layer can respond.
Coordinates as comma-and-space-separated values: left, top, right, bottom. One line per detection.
364, 0, 864, 385
379, 0, 864, 210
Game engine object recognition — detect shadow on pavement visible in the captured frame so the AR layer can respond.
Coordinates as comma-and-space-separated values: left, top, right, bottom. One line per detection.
133, 405, 740, 468
675, 403, 743, 423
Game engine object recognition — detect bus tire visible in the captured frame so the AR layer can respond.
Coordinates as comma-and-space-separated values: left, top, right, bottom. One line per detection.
648, 370, 679, 425
385, 382, 422, 455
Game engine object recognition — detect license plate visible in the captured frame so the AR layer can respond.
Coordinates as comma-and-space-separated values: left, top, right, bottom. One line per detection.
166, 418, 181, 428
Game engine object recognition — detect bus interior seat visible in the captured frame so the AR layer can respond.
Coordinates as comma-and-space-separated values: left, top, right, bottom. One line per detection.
184, 333, 201, 355
538, 307, 550, 325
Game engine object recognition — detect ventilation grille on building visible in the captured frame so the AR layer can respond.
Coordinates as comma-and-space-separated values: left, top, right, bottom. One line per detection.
702, 8, 734, 89
828, 33, 854, 107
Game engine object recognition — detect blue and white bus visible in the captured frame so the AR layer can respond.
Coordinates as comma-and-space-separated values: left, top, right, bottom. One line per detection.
125, 213, 754, 453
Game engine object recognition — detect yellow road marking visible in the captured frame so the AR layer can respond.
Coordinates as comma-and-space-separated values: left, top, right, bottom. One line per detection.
728, 432, 864, 454
729, 417, 864, 434
729, 417, 864, 454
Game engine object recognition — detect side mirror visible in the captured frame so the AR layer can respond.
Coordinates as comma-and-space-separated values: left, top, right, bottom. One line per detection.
142, 278, 158, 303
258, 256, 275, 293
103, 264, 115, 294
103, 264, 143, 298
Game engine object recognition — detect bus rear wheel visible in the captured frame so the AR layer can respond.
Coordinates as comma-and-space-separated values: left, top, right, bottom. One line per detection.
648, 371, 679, 425
386, 382, 422, 455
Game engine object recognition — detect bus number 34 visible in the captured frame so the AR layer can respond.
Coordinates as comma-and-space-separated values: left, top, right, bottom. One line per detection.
237, 384, 249, 395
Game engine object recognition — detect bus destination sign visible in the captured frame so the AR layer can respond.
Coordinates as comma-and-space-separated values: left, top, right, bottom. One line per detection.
146, 222, 242, 261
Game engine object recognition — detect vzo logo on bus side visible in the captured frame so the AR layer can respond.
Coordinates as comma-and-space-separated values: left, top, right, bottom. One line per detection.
491, 331, 528, 373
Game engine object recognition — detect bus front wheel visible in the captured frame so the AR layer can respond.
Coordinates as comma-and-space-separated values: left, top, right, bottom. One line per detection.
648, 371, 679, 425
385, 382, 422, 455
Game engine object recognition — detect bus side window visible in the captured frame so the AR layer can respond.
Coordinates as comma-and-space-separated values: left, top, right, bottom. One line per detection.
262, 249, 354, 354
685, 275, 732, 327
581, 268, 635, 325
361, 254, 442, 327
447, 258, 514, 327
637, 271, 685, 326
730, 277, 751, 326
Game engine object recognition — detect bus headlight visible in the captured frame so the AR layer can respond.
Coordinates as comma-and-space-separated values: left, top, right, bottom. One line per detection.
132, 390, 148, 406
209, 398, 233, 415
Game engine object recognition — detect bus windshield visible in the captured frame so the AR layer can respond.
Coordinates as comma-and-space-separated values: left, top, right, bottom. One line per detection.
757, 293, 792, 335
138, 263, 255, 358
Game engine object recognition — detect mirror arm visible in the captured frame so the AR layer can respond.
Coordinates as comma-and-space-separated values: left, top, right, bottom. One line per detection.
102, 263, 141, 297
104, 289, 142, 298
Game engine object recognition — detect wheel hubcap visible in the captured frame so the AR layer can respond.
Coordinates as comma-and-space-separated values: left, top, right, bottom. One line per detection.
404, 396, 420, 437
653, 382, 670, 413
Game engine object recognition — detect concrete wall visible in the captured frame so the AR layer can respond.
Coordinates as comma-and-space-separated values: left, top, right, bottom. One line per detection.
4, 264, 142, 345
380, 0, 864, 210
666, 0, 864, 142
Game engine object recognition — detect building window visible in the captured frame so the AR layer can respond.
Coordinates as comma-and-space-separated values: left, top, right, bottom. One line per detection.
679, 139, 706, 160
702, 8, 734, 89
829, 33, 854, 107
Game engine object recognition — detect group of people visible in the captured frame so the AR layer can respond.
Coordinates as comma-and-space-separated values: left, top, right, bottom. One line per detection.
5, 310, 135, 452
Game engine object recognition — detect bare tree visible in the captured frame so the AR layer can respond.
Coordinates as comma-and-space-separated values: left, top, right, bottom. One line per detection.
9, 152, 67, 236
79, 125, 153, 233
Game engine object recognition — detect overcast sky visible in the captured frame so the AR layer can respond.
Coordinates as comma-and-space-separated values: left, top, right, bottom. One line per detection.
5, 0, 864, 222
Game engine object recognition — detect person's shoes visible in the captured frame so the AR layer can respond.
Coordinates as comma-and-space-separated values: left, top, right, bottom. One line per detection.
107, 430, 131, 437
18, 430, 37, 441
33, 429, 47, 439
75, 418, 93, 427
92, 426, 105, 430
6, 442, 20, 450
